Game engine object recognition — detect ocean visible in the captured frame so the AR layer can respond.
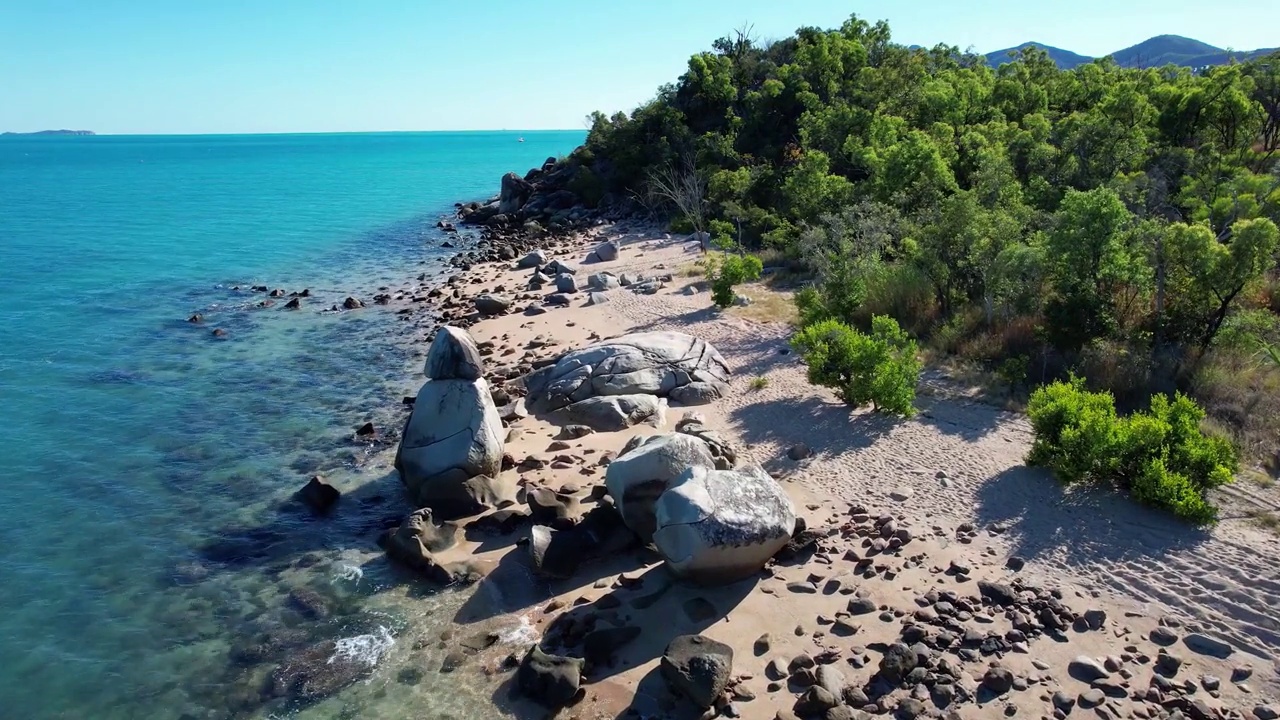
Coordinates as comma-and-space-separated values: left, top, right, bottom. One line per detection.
0, 130, 585, 719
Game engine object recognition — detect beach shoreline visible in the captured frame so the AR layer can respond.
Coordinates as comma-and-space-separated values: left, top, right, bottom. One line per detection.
330, 204, 1280, 720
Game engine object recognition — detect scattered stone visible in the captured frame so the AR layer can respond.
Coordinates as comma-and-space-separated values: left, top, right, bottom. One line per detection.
1068, 656, 1111, 682
1155, 652, 1183, 676
660, 635, 733, 709
1150, 627, 1179, 647
982, 664, 1015, 694
794, 686, 839, 715
1078, 689, 1105, 708
890, 487, 913, 502
582, 626, 641, 668
474, 294, 511, 315
879, 643, 917, 683
847, 597, 878, 615
787, 443, 812, 461
1184, 633, 1234, 659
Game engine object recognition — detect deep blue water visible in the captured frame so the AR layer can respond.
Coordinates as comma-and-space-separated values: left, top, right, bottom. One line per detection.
0, 131, 584, 718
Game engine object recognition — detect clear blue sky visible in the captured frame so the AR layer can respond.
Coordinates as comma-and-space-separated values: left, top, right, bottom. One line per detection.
1, 0, 1273, 135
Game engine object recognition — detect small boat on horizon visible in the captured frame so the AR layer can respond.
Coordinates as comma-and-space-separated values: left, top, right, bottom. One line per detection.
518, 137, 525, 143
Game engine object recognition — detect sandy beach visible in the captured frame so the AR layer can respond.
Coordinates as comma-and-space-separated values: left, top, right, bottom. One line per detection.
364, 220, 1280, 720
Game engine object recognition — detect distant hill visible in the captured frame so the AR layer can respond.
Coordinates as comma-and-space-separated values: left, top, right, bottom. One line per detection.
1, 129, 95, 136
984, 42, 1093, 69
985, 34, 1277, 69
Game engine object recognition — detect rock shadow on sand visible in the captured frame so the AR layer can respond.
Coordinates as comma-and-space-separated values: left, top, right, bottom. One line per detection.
487, 564, 757, 720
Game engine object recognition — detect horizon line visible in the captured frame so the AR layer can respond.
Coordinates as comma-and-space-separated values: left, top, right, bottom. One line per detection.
1, 128, 587, 137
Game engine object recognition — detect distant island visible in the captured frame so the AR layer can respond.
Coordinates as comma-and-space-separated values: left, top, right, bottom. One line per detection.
1, 129, 95, 136
985, 34, 1277, 69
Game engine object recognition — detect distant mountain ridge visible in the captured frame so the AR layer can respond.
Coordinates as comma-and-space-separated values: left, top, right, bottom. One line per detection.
985, 34, 1277, 69
1, 129, 95, 136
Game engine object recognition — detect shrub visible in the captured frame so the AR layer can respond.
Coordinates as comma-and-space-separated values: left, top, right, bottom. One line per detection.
1025, 376, 1237, 524
749, 376, 769, 390
709, 253, 763, 308
791, 316, 921, 415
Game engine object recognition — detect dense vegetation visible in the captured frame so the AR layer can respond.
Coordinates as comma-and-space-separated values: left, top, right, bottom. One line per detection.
1027, 377, 1237, 523
571, 15, 1280, 479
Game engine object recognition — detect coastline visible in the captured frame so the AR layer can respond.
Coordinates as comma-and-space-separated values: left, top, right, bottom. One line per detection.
334, 207, 1280, 719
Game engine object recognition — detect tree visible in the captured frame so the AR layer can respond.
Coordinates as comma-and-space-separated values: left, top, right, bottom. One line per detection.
1165, 218, 1280, 351
645, 155, 708, 234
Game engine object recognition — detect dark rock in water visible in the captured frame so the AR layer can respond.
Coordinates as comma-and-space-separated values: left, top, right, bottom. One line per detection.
211, 328, 229, 337
284, 297, 301, 310
355, 422, 376, 437
268, 639, 370, 704
286, 587, 332, 620
342, 296, 364, 310
583, 626, 641, 668
200, 527, 287, 566
295, 476, 340, 514
661, 634, 733, 709
269, 289, 285, 297
187, 313, 203, 323
516, 644, 583, 708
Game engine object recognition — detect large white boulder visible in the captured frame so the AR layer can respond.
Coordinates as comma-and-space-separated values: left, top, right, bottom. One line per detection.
653, 464, 796, 585
527, 331, 730, 411
605, 433, 717, 541
396, 326, 504, 518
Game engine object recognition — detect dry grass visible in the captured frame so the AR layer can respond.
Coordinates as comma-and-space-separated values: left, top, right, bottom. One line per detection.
678, 260, 708, 278
1242, 468, 1277, 489
749, 375, 770, 391
1191, 350, 1280, 466
727, 283, 799, 325
1249, 510, 1280, 534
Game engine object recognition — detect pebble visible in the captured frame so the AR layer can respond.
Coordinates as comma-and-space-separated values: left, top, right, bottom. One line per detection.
1149, 626, 1179, 646
1078, 689, 1105, 708
890, 487, 913, 501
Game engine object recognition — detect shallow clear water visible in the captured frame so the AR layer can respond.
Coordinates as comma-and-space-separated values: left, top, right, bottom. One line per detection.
0, 131, 583, 718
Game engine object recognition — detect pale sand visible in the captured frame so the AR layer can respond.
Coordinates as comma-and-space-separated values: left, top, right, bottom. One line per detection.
386, 224, 1280, 719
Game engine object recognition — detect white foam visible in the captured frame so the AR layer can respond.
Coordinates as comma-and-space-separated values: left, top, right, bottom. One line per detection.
329, 625, 395, 667
498, 614, 538, 645
333, 563, 364, 586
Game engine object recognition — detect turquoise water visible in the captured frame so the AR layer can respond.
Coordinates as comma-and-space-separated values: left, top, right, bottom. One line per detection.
0, 131, 583, 719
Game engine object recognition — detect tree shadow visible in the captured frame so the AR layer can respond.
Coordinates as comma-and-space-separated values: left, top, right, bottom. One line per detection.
728, 393, 899, 461
972, 465, 1213, 568
912, 390, 1008, 443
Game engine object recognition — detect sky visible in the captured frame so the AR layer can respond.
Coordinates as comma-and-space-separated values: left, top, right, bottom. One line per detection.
1, 0, 1275, 135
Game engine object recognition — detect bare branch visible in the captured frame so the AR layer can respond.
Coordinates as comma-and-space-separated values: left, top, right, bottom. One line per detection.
645, 155, 708, 233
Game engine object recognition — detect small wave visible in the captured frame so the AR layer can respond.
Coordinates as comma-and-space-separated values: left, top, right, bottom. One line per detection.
333, 563, 364, 586
498, 615, 538, 646
329, 625, 395, 667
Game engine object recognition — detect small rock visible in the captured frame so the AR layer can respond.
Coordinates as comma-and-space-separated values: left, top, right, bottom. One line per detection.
1068, 656, 1110, 682
1150, 627, 1179, 646
890, 488, 913, 502
982, 664, 1015, 694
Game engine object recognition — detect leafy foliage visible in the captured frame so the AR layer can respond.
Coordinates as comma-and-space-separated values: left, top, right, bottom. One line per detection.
708, 253, 763, 308
576, 13, 1280, 460
1026, 377, 1236, 523
791, 316, 921, 415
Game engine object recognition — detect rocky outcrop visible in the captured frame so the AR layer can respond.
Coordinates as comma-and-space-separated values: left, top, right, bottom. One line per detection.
377, 509, 490, 585
674, 412, 737, 469
396, 327, 504, 518
605, 433, 718, 541
653, 464, 796, 584
562, 394, 667, 432
498, 172, 533, 215
525, 331, 731, 412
